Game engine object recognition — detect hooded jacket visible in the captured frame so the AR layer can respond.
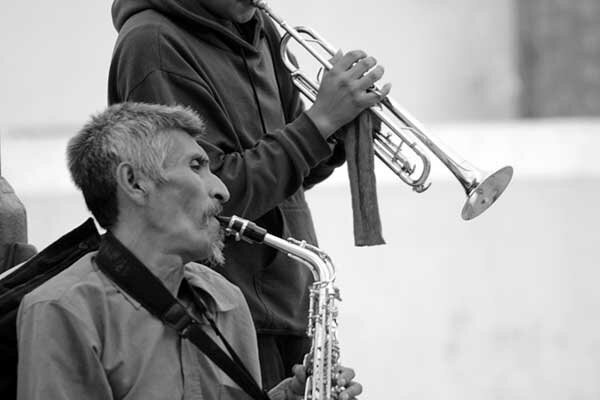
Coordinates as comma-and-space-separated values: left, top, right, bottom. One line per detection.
108, 0, 345, 335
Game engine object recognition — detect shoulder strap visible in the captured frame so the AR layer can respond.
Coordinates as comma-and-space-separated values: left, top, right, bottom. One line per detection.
95, 234, 269, 400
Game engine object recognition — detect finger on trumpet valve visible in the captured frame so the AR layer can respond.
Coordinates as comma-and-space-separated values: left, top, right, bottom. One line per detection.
368, 85, 384, 97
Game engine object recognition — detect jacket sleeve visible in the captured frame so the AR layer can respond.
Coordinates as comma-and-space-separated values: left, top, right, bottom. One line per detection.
279, 50, 347, 191
291, 103, 347, 191
302, 138, 346, 190
17, 301, 112, 400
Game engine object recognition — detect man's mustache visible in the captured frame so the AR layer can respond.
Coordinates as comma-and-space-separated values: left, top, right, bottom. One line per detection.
199, 203, 224, 226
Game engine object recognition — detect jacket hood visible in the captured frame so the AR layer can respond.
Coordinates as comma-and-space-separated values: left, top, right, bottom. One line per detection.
111, 0, 264, 52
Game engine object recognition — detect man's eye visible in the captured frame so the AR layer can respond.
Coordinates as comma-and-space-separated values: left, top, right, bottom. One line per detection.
190, 160, 202, 170
191, 158, 208, 171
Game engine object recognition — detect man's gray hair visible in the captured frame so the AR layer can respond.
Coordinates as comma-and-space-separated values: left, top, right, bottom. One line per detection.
67, 102, 206, 228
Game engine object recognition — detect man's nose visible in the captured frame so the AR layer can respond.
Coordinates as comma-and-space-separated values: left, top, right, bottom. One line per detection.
211, 173, 230, 204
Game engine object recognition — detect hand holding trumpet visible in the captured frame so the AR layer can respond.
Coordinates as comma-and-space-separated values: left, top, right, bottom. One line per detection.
256, 0, 512, 219
305, 49, 391, 139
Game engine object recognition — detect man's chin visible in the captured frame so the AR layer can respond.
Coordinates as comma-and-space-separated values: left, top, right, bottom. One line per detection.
207, 251, 225, 268
204, 240, 225, 268
189, 228, 225, 267
235, 7, 257, 24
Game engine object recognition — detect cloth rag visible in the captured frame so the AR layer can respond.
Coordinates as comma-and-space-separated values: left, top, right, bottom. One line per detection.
339, 111, 385, 246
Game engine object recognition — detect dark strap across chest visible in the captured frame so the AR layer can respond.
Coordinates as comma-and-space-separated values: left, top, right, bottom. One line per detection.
95, 233, 270, 400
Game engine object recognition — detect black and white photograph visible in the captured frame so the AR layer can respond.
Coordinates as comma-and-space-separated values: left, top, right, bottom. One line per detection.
1, 1, 599, 399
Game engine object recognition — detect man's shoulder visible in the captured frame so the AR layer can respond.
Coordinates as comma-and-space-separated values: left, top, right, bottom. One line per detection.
117, 9, 185, 48
21, 251, 106, 311
114, 9, 196, 76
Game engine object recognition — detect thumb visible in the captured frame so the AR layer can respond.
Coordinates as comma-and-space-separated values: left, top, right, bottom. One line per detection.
289, 364, 307, 394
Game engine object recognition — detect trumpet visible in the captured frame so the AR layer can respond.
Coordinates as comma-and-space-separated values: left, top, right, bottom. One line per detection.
253, 0, 513, 220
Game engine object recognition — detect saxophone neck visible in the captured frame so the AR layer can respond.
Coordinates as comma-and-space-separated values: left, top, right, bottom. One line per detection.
284, 237, 336, 284
219, 215, 336, 283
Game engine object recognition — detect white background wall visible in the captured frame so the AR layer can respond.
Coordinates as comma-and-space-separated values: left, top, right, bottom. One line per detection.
0, 0, 518, 127
2, 1, 600, 399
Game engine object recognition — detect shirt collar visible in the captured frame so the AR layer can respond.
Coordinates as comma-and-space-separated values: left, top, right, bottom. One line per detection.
183, 263, 238, 313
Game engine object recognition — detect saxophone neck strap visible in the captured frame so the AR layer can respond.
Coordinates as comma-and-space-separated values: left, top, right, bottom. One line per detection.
95, 232, 270, 400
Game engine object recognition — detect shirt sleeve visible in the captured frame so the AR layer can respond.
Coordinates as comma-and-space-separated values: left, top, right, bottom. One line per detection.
16, 300, 113, 400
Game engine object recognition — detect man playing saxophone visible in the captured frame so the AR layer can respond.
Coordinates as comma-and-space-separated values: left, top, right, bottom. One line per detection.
16, 103, 363, 400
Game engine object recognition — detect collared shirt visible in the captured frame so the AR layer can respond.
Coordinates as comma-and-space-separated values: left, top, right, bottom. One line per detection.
16, 252, 261, 400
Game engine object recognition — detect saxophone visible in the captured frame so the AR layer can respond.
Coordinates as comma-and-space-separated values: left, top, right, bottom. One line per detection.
218, 215, 343, 400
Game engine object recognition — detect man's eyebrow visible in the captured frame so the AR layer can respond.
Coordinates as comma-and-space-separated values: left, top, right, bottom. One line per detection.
192, 153, 210, 165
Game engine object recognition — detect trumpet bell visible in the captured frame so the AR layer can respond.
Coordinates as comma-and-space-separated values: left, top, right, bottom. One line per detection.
461, 166, 513, 220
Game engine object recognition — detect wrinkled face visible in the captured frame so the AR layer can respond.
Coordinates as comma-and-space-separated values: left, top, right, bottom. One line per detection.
145, 129, 230, 264
199, 0, 257, 23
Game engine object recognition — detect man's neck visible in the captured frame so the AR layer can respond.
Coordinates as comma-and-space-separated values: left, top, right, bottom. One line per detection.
110, 226, 185, 296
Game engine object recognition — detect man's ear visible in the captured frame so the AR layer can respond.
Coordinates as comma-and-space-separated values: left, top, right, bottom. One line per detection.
115, 162, 150, 204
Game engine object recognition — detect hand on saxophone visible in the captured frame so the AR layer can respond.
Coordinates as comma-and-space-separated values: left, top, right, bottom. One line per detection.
268, 364, 363, 400
305, 49, 391, 140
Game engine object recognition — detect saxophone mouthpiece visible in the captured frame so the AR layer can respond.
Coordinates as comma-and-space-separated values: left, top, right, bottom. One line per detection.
216, 215, 231, 228
217, 215, 267, 244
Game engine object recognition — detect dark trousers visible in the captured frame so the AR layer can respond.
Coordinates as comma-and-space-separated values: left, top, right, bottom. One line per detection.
257, 334, 312, 391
